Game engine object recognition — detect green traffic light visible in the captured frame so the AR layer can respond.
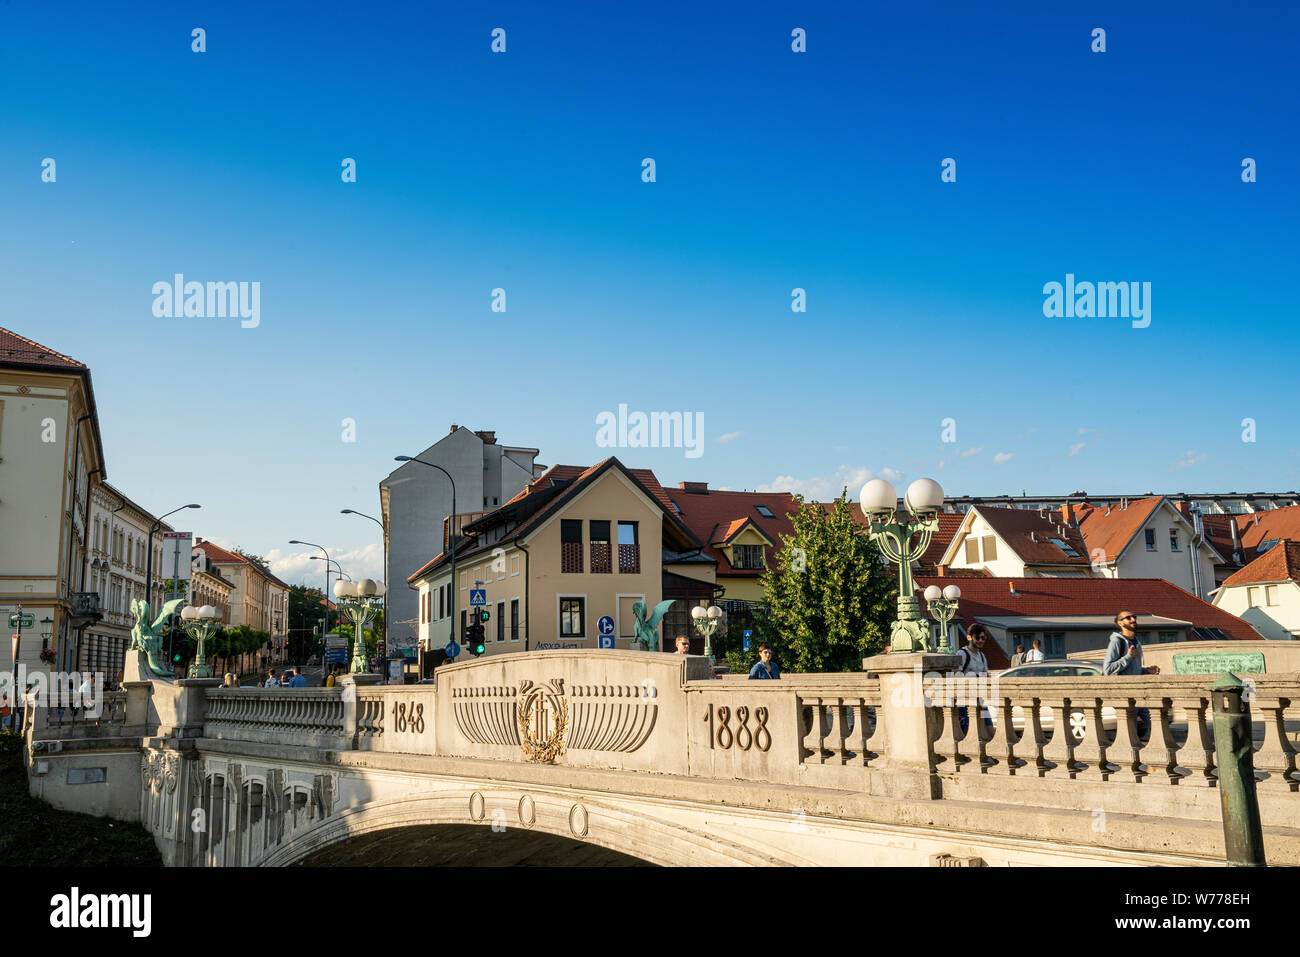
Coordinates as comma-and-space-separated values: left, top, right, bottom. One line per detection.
480, 610, 490, 621
173, 654, 181, 662
475, 644, 485, 655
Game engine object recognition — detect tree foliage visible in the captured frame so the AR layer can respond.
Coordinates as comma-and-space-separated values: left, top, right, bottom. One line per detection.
232, 547, 270, 567
755, 493, 897, 673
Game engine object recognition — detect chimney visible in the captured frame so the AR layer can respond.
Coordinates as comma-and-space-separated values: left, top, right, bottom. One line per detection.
1105, 505, 1112, 516
449, 423, 459, 434
1061, 502, 1074, 525
679, 482, 709, 494
1009, 579, 1019, 597
1175, 501, 1191, 520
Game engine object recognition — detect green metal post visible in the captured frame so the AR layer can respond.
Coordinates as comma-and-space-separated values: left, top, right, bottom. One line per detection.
1207, 673, 1266, 867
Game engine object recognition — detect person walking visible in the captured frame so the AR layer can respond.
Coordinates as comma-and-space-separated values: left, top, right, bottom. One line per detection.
288, 666, 308, 688
262, 670, 278, 688
1009, 645, 1025, 667
1102, 609, 1160, 737
748, 644, 780, 680
1024, 638, 1045, 663
953, 624, 992, 733
673, 635, 691, 655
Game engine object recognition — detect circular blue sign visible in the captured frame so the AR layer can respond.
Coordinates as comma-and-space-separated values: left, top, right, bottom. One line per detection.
444, 641, 460, 659
597, 615, 615, 636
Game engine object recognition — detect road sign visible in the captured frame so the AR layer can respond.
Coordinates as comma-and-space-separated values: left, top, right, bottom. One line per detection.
324, 648, 347, 663
597, 634, 615, 649
597, 615, 615, 637
324, 633, 347, 649
8, 614, 33, 629
444, 640, 461, 659
743, 629, 753, 651
469, 589, 487, 606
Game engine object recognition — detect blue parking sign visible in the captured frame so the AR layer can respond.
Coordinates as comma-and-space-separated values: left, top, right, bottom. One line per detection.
597, 634, 615, 649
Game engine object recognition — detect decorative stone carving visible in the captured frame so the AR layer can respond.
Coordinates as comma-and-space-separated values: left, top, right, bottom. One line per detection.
452, 686, 521, 746
568, 683, 658, 753
518, 679, 568, 763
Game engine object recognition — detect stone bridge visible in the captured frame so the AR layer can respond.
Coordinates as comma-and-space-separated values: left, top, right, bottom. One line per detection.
21, 650, 1300, 866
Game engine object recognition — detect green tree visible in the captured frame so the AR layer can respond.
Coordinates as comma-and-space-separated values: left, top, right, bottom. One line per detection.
753, 493, 897, 673
232, 547, 270, 567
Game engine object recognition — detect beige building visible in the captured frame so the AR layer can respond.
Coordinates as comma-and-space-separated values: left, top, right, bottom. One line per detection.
409, 459, 713, 659
80, 482, 174, 681
0, 327, 107, 677
194, 539, 290, 663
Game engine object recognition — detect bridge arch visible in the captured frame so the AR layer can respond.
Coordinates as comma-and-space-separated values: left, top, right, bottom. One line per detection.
257, 790, 784, 867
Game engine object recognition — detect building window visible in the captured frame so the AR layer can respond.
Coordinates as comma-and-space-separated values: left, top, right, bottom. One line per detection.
460, 572, 467, 590
755, 505, 774, 518
617, 522, 640, 573
1157, 631, 1179, 643
1246, 586, 1258, 607
981, 536, 997, 561
510, 555, 520, 576
1265, 585, 1278, 606
561, 520, 583, 573
1145, 528, 1157, 551
733, 544, 764, 570
589, 520, 611, 574
1258, 538, 1279, 554
510, 599, 519, 640
1042, 632, 1065, 657
1169, 529, 1180, 551
560, 597, 585, 637
1049, 537, 1079, 557
438, 586, 444, 620
964, 539, 979, 563
496, 601, 505, 641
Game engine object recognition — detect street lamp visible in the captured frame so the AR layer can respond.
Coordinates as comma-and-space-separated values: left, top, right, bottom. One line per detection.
310, 556, 349, 581
922, 584, 962, 654
334, 579, 386, 675
395, 456, 458, 678
342, 508, 388, 672
148, 504, 200, 666
690, 602, 725, 660
290, 539, 331, 667
862, 477, 945, 654
179, 604, 221, 679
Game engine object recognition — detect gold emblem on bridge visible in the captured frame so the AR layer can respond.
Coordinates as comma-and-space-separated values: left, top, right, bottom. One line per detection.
517, 679, 568, 764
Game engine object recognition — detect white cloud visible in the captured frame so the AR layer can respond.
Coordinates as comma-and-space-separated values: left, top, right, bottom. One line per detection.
1068, 441, 1086, 457
716, 431, 743, 445
1077, 428, 1099, 436
958, 446, 983, 458
1171, 450, 1207, 470
266, 543, 384, 587
993, 452, 1015, 466
756, 465, 905, 501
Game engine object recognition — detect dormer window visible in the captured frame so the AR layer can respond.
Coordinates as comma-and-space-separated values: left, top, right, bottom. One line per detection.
754, 505, 774, 518
733, 544, 765, 569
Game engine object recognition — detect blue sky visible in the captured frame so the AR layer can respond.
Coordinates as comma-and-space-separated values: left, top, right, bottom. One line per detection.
4, 0, 1296, 587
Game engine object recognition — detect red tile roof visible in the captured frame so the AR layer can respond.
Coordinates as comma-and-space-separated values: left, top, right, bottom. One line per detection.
915, 575, 1258, 640
961, 506, 1092, 566
1200, 515, 1241, 567
1234, 506, 1300, 561
195, 540, 290, 589
672, 488, 801, 578
1070, 497, 1164, 564
1221, 540, 1300, 587
0, 326, 87, 371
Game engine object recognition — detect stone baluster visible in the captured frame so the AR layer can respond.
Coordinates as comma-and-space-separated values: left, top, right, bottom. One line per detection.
1173, 695, 1216, 786
829, 698, 849, 763
1040, 695, 1076, 777
933, 699, 966, 773
1251, 695, 1297, 792
1071, 693, 1109, 779
1142, 698, 1180, 783
982, 693, 1018, 775
799, 702, 824, 764
1107, 698, 1144, 783
1020, 698, 1048, 776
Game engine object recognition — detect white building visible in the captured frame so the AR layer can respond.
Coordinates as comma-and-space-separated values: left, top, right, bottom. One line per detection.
380, 426, 539, 659
1211, 540, 1300, 641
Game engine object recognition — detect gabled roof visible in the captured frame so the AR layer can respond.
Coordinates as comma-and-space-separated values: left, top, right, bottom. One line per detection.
0, 326, 87, 371
1200, 514, 1242, 566
1234, 506, 1300, 563
408, 458, 699, 583
1070, 496, 1164, 564
916, 575, 1258, 641
949, 506, 1091, 567
671, 487, 801, 578
1221, 540, 1300, 588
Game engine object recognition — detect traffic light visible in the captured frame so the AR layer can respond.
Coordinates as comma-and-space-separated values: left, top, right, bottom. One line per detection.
480, 610, 490, 622
470, 623, 486, 656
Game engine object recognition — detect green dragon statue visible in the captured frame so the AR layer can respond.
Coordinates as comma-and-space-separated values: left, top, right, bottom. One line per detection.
630, 599, 675, 652
129, 597, 185, 679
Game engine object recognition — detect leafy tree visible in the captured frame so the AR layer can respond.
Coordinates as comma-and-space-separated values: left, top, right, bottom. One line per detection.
232, 547, 270, 568
755, 493, 897, 673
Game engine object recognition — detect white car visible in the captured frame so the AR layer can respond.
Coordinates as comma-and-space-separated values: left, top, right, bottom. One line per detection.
999, 660, 1118, 741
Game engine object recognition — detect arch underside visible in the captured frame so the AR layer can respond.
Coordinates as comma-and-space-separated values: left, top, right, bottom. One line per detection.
295, 823, 654, 866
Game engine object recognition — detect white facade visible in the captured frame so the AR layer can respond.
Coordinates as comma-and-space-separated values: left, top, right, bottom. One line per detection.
1212, 580, 1300, 641
1094, 501, 1220, 600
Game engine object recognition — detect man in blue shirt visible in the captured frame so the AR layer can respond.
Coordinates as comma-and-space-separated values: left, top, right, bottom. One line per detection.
748, 645, 780, 680
288, 666, 308, 688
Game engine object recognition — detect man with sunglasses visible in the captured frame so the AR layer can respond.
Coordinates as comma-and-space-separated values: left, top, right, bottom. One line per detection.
1102, 609, 1160, 737
953, 624, 992, 733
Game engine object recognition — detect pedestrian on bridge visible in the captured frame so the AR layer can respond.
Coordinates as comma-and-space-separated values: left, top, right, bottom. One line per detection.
748, 644, 780, 680
1102, 609, 1159, 738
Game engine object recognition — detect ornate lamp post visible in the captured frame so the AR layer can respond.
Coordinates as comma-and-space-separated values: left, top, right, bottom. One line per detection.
922, 584, 962, 654
690, 602, 724, 659
861, 477, 945, 654
179, 604, 221, 679
334, 579, 386, 675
